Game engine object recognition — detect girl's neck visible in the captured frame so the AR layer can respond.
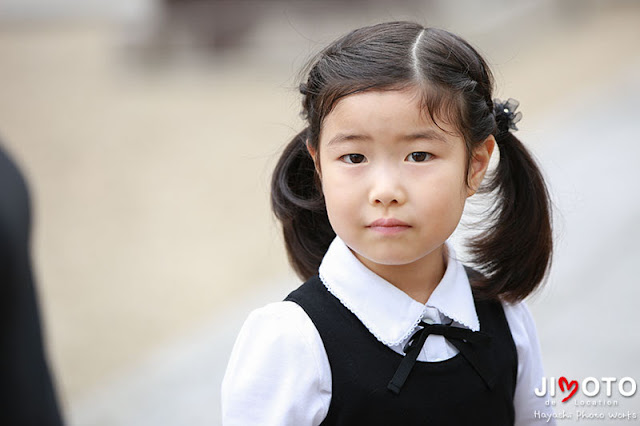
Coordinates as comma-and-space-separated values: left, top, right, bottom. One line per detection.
354, 244, 447, 305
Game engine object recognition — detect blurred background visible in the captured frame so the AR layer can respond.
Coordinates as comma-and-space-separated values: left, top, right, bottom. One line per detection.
0, 0, 639, 424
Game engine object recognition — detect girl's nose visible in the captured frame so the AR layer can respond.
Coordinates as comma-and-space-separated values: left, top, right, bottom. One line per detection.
368, 167, 407, 207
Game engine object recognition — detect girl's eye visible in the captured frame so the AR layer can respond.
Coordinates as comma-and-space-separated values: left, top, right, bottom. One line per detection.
406, 152, 432, 162
340, 154, 366, 164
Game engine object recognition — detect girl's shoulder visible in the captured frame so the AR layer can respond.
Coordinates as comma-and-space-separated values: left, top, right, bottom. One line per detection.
242, 300, 315, 336
501, 299, 537, 335
235, 300, 325, 360
500, 299, 544, 361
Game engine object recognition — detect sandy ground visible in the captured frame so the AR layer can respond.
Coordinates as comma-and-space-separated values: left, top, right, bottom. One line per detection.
0, 1, 639, 424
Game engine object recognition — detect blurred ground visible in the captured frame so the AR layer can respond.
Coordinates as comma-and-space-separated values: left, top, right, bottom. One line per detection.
0, 1, 639, 424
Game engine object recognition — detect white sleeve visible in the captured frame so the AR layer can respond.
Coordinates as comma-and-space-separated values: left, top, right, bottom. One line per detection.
503, 300, 557, 426
221, 301, 332, 426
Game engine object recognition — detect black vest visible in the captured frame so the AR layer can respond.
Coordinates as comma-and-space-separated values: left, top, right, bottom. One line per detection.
285, 274, 517, 426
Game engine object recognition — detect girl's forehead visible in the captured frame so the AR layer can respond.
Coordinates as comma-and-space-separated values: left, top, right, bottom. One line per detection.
321, 88, 459, 140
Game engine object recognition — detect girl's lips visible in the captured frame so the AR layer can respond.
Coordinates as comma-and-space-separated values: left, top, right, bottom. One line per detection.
367, 218, 411, 235
368, 218, 410, 227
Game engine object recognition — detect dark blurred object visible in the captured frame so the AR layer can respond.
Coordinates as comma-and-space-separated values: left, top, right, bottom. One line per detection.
0, 143, 64, 425
162, 0, 261, 51
148, 0, 426, 56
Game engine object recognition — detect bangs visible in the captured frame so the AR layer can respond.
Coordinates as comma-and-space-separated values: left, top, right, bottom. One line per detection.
416, 83, 467, 140
314, 81, 467, 143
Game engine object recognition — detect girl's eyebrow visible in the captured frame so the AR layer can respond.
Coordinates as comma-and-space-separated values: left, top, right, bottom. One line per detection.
327, 133, 372, 147
327, 129, 449, 147
401, 130, 449, 144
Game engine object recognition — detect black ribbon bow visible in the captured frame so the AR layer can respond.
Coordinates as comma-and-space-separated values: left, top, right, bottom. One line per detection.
387, 321, 493, 394
493, 97, 523, 134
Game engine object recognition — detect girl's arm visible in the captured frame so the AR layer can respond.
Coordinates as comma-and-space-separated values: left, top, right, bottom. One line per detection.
221, 301, 331, 426
503, 301, 557, 426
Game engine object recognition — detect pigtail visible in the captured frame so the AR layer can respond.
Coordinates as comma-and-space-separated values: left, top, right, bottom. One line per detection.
468, 129, 553, 303
270, 128, 335, 280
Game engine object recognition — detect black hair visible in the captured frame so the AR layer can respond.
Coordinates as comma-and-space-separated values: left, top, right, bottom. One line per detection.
271, 22, 553, 302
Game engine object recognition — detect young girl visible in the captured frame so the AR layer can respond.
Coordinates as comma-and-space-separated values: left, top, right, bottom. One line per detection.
222, 22, 555, 425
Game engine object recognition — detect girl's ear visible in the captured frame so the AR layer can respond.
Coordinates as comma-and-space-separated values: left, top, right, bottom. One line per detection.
466, 135, 495, 197
306, 141, 322, 178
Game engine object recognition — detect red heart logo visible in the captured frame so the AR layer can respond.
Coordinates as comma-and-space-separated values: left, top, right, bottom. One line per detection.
559, 376, 578, 402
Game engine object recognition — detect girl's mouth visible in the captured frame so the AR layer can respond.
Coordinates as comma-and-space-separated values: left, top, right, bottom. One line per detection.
367, 218, 411, 235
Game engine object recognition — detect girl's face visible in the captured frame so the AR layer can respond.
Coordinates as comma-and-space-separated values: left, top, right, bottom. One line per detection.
310, 88, 494, 272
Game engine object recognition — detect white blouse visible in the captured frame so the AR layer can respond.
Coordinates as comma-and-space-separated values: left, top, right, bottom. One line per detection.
222, 236, 556, 425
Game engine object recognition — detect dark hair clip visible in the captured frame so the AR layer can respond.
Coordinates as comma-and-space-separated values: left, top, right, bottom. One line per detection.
493, 98, 522, 133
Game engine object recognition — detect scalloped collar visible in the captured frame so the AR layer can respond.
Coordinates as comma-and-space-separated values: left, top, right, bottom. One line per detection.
317, 236, 479, 347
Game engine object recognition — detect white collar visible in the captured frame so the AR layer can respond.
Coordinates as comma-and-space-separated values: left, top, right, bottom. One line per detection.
318, 236, 480, 347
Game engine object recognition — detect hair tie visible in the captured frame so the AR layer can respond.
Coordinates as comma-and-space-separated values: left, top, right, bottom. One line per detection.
493, 98, 522, 135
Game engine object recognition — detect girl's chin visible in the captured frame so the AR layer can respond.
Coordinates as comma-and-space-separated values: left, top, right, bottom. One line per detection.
353, 249, 420, 268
